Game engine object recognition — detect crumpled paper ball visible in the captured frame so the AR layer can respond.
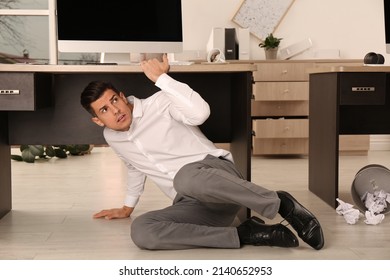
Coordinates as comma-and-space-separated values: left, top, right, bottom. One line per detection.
362, 189, 390, 214
336, 198, 362, 224
336, 198, 386, 225
364, 210, 385, 225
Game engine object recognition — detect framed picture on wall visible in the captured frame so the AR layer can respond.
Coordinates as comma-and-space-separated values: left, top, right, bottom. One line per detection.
232, 0, 295, 39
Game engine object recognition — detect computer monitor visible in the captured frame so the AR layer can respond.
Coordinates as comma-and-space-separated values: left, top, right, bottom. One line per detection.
384, 0, 390, 53
56, 0, 183, 63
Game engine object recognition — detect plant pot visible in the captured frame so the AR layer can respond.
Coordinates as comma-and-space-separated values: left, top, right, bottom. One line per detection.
265, 48, 278, 60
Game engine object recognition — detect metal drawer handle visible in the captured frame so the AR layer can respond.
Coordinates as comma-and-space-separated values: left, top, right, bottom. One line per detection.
0, 89, 20, 95
351, 87, 375, 92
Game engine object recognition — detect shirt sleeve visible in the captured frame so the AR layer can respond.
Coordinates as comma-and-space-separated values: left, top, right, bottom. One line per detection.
119, 157, 146, 208
155, 73, 210, 126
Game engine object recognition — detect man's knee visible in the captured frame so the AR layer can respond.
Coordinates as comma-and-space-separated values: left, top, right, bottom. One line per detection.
130, 214, 161, 250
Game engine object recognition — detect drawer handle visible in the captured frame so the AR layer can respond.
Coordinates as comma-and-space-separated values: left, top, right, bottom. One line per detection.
0, 89, 20, 95
283, 126, 290, 132
351, 87, 375, 92
283, 89, 289, 94
282, 70, 288, 74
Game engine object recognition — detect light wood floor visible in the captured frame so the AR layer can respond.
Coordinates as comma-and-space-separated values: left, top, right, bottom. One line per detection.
1, 147, 390, 260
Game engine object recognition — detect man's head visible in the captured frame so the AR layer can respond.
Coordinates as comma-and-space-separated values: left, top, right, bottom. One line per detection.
80, 81, 133, 131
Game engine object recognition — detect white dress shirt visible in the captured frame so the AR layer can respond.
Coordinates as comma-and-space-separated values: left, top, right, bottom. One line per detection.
103, 73, 233, 208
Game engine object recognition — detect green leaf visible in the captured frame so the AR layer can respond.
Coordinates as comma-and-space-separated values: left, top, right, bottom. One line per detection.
68, 148, 79, 156
22, 149, 36, 163
20, 145, 29, 152
56, 145, 68, 150
54, 148, 68, 158
259, 33, 282, 50
11, 155, 23, 161
76, 144, 90, 152
29, 145, 44, 157
45, 146, 56, 157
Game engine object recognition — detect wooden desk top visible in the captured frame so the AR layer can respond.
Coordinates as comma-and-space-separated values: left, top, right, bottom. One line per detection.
309, 65, 390, 74
0, 63, 256, 73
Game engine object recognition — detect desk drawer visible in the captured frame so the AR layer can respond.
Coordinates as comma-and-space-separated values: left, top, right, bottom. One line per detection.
253, 82, 309, 101
0, 73, 52, 111
253, 119, 308, 138
339, 73, 386, 105
251, 100, 308, 116
254, 63, 313, 81
252, 138, 308, 155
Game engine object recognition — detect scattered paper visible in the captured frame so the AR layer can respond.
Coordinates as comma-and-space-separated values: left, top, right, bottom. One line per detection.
364, 211, 385, 225
336, 198, 361, 224
361, 189, 390, 214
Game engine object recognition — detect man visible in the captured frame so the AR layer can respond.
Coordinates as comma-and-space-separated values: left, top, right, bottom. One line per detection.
80, 54, 324, 250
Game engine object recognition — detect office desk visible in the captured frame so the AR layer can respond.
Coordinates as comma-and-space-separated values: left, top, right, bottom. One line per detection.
309, 66, 390, 208
0, 64, 255, 219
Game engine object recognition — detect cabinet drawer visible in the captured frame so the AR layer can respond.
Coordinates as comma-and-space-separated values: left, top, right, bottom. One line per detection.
253, 63, 314, 81
253, 119, 308, 139
339, 73, 386, 105
252, 138, 308, 155
253, 82, 309, 101
0, 73, 52, 111
339, 135, 370, 151
251, 100, 309, 116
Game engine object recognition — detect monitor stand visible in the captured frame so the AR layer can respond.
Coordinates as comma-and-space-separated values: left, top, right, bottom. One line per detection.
99, 53, 163, 65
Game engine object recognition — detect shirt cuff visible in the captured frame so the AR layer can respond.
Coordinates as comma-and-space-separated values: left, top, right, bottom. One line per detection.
155, 73, 174, 90
124, 195, 140, 208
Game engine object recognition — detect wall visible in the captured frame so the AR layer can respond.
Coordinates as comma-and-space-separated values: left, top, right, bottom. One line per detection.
182, 0, 387, 61
182, 0, 390, 149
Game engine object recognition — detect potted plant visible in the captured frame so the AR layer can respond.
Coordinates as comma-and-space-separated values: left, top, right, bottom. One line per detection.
259, 33, 282, 60
11, 144, 93, 163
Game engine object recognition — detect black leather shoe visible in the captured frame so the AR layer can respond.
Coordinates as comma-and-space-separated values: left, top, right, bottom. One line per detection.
277, 191, 324, 250
237, 216, 299, 247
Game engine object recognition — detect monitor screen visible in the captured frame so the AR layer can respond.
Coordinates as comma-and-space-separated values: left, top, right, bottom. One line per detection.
56, 0, 183, 55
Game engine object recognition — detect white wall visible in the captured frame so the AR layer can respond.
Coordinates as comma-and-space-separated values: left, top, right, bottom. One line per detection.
182, 0, 387, 61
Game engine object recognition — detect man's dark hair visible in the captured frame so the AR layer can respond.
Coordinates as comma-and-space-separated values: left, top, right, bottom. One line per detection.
80, 81, 121, 116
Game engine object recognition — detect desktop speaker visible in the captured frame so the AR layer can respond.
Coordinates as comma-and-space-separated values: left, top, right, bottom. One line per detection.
363, 52, 385, 65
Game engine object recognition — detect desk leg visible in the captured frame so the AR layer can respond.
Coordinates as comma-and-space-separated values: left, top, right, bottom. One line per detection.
0, 112, 12, 218
309, 73, 339, 208
230, 72, 252, 220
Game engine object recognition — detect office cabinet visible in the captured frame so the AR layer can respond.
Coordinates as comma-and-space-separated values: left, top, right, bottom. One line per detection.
251, 60, 369, 155
0, 73, 52, 111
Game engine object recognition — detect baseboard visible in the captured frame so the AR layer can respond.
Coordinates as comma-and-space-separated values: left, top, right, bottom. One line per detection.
370, 135, 390, 151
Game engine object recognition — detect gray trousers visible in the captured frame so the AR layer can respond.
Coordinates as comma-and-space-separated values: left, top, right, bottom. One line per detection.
131, 155, 280, 250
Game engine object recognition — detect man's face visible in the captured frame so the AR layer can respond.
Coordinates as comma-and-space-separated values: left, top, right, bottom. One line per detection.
90, 89, 133, 131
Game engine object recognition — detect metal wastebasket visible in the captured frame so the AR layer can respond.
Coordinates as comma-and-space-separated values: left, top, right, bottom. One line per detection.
351, 164, 390, 214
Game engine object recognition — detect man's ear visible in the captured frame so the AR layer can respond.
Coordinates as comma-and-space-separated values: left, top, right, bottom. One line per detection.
92, 116, 104, 127
119, 92, 128, 103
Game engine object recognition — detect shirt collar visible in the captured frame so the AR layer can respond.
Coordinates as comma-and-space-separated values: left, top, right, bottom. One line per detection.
127, 96, 143, 119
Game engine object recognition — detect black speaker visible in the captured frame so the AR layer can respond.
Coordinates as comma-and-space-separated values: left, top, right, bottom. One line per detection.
225, 28, 239, 60
364, 52, 385, 64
